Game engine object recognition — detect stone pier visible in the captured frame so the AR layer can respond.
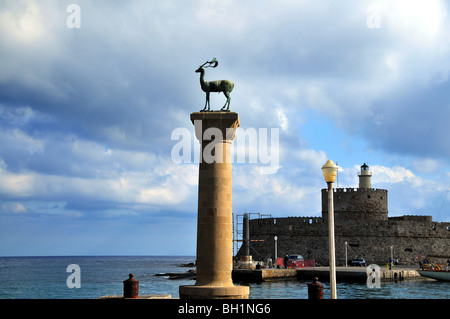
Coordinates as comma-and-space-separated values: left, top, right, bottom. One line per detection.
179, 112, 249, 299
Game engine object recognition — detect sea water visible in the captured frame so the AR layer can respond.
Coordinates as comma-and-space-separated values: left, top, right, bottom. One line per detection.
0, 256, 448, 299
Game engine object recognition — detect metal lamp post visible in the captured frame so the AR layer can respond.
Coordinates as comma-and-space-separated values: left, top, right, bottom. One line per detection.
390, 246, 394, 270
322, 160, 338, 299
345, 241, 348, 267
274, 236, 278, 267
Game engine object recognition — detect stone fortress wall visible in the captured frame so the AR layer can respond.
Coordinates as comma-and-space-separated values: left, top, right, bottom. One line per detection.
239, 164, 450, 266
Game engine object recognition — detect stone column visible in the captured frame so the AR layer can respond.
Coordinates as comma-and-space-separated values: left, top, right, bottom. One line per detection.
179, 112, 249, 299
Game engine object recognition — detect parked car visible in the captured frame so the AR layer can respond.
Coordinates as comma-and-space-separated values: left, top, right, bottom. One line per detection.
288, 254, 304, 261
276, 255, 312, 268
350, 258, 366, 267
287, 254, 304, 268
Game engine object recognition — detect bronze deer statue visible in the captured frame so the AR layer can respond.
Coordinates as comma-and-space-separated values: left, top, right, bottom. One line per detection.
195, 58, 234, 111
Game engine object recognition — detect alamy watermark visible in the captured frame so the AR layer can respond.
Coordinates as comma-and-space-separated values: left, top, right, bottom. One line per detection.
66, 4, 81, 29
171, 120, 280, 174
366, 264, 381, 288
66, 264, 81, 288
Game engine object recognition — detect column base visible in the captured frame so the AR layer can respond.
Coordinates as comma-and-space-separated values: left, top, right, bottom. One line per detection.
179, 285, 249, 299
235, 256, 254, 269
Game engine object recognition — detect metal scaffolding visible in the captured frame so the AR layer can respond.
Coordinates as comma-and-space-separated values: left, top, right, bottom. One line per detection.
232, 212, 272, 258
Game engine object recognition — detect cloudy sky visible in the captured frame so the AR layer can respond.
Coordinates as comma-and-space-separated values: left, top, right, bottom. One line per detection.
1, 0, 450, 256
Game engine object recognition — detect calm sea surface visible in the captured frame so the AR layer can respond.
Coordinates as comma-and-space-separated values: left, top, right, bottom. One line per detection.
0, 256, 448, 299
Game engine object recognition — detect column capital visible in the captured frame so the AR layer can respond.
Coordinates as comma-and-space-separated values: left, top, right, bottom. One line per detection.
191, 112, 240, 142
190, 111, 239, 123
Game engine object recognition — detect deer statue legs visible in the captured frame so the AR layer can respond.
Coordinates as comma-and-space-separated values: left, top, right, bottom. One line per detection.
202, 92, 211, 112
201, 92, 231, 112
201, 91, 231, 112
220, 91, 231, 111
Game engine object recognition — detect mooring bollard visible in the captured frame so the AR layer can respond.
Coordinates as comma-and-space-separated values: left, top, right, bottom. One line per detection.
308, 277, 324, 299
123, 273, 139, 299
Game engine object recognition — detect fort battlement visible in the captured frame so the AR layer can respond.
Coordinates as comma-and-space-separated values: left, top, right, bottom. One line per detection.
388, 215, 432, 223
333, 187, 388, 193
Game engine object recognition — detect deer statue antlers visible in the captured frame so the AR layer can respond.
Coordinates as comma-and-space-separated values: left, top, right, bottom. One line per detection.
198, 58, 218, 69
195, 58, 234, 112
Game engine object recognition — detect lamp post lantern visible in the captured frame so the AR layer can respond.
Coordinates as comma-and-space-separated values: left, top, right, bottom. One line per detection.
322, 160, 338, 299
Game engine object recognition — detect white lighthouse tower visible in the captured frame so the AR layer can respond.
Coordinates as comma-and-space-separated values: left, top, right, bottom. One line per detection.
358, 163, 372, 189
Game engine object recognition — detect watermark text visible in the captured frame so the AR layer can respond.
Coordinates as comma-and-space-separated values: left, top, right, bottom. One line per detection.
66, 264, 81, 288
366, 264, 381, 288
66, 4, 81, 29
171, 121, 280, 174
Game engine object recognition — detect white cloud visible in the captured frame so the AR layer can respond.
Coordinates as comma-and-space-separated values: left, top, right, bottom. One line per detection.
0, 0, 46, 43
275, 106, 288, 131
382, 0, 448, 45
0, 154, 198, 212
412, 158, 440, 174
0, 170, 37, 198
293, 149, 328, 171
194, 0, 247, 31
10, 129, 44, 154
233, 165, 321, 216
371, 165, 418, 185
1, 201, 27, 214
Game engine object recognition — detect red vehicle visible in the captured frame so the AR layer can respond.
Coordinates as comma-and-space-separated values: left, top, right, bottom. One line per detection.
276, 255, 305, 268
287, 255, 305, 268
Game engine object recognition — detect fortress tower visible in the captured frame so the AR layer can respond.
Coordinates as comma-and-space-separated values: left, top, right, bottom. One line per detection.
322, 163, 388, 222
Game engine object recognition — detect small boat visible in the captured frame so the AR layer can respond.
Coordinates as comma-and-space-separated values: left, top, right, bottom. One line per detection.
418, 266, 450, 282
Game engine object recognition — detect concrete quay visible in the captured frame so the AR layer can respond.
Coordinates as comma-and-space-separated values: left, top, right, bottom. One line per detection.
233, 266, 421, 283
233, 269, 298, 282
